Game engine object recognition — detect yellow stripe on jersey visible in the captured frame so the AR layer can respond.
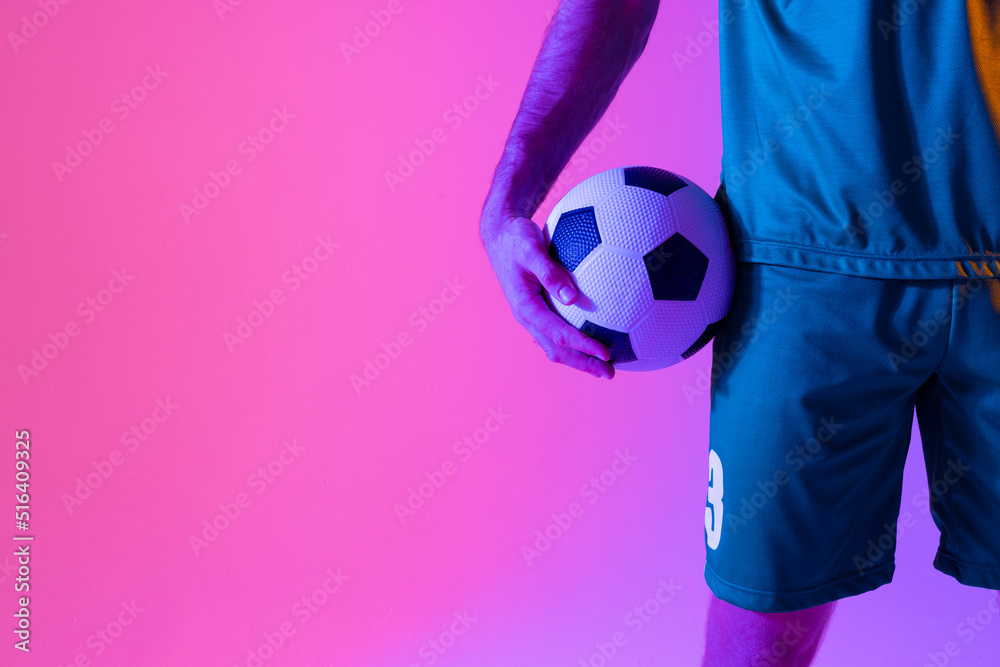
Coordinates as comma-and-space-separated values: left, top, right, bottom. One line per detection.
956, 237, 1000, 312
968, 0, 1000, 142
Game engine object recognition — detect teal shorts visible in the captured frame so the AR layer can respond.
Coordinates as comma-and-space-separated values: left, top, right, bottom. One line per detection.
704, 260, 1000, 612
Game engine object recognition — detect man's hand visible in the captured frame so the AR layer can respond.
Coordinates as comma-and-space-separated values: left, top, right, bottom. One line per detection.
477, 0, 659, 379
482, 211, 615, 379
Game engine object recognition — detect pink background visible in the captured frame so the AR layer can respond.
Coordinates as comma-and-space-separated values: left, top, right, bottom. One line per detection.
1, 1, 998, 665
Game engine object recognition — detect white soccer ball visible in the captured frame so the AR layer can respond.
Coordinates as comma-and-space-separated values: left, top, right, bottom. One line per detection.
543, 166, 736, 371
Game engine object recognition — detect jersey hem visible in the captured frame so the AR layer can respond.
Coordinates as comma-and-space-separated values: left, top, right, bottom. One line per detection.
735, 239, 1000, 280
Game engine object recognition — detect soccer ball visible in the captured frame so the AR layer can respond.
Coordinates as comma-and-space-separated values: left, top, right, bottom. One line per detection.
543, 166, 735, 372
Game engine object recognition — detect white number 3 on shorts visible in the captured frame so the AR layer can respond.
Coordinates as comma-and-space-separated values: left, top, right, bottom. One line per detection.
706, 449, 724, 550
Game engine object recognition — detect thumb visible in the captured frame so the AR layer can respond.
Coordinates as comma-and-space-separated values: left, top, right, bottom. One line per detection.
525, 245, 579, 306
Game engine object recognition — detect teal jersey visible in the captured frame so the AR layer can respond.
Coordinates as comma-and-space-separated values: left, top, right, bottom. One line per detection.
717, 0, 1000, 279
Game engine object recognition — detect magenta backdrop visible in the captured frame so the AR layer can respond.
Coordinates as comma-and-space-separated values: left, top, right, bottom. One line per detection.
2, 1, 998, 665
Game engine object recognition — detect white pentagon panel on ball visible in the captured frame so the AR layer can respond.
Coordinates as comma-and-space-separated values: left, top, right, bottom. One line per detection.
543, 168, 624, 237
595, 185, 679, 255
667, 182, 726, 261
548, 291, 587, 329
630, 299, 708, 362
571, 246, 653, 330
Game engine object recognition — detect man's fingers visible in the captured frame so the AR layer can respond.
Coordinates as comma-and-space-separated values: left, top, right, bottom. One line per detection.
529, 326, 615, 379
521, 297, 611, 361
488, 215, 613, 373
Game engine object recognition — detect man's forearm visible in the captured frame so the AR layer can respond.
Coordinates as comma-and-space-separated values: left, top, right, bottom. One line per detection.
481, 0, 657, 236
